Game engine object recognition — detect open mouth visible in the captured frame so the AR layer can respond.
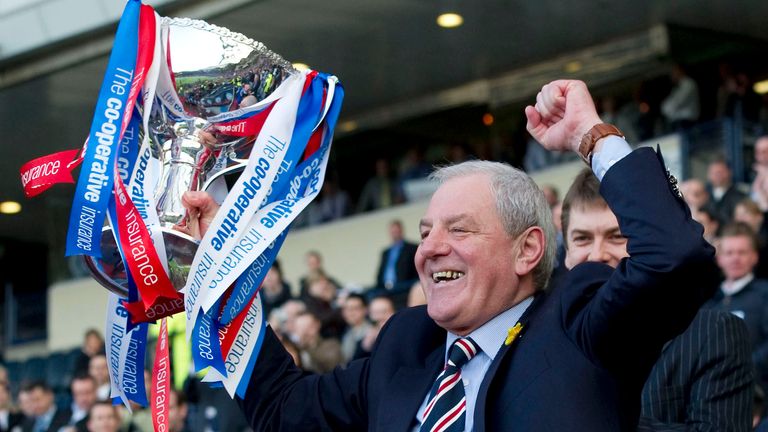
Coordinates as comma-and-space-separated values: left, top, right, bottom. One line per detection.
431, 270, 465, 283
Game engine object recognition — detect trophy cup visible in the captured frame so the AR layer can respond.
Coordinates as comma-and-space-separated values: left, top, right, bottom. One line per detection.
84, 17, 296, 296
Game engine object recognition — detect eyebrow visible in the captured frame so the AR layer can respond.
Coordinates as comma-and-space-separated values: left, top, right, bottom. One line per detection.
419, 213, 475, 229
570, 226, 623, 237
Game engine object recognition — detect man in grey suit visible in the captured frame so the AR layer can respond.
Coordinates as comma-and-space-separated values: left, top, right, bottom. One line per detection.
561, 168, 753, 430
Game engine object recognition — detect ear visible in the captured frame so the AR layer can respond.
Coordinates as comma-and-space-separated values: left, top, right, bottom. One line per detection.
514, 226, 546, 276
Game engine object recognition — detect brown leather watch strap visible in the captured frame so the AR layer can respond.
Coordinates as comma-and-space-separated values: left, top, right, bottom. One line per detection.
578, 123, 624, 165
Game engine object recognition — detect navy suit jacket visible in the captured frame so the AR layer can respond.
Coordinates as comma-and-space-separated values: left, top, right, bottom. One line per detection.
639, 309, 753, 431
707, 278, 768, 389
375, 241, 419, 290
238, 148, 717, 431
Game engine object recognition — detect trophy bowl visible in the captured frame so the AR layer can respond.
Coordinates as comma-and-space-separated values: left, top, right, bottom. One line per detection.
84, 17, 296, 296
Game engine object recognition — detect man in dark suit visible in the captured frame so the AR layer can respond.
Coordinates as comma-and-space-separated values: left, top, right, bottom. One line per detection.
706, 157, 747, 225
560, 168, 753, 430
639, 309, 753, 431
707, 222, 768, 392
0, 380, 23, 432
184, 80, 716, 430
372, 219, 419, 297
20, 382, 71, 432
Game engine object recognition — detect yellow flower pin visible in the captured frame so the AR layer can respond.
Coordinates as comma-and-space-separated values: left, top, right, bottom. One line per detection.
505, 323, 524, 346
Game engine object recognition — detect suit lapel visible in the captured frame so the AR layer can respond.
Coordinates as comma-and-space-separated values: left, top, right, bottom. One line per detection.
474, 293, 550, 432
376, 343, 444, 431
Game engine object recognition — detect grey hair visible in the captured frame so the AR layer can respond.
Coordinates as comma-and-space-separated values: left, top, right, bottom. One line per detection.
430, 160, 557, 291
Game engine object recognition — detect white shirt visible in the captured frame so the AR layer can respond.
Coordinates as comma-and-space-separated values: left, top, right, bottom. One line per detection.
721, 273, 754, 297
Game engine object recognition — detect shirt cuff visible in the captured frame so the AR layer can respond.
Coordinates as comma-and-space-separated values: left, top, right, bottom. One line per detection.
590, 135, 632, 180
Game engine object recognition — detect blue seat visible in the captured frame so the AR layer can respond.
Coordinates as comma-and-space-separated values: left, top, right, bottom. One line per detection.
21, 356, 46, 382
46, 352, 71, 391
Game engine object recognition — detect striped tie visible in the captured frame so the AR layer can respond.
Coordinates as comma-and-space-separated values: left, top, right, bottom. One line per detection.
420, 337, 481, 432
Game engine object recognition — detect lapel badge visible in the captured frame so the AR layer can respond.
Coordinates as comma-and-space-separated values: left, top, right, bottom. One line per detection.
505, 323, 524, 346
667, 169, 682, 199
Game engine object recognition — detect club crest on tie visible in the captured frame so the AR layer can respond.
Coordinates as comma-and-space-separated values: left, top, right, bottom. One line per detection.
505, 323, 524, 346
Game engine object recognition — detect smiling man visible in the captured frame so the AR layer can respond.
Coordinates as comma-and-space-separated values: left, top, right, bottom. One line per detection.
183, 80, 718, 431
561, 169, 753, 430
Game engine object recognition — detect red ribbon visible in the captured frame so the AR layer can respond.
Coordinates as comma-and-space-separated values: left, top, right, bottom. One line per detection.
125, 295, 185, 325
213, 102, 276, 137
20, 149, 82, 197
151, 318, 170, 432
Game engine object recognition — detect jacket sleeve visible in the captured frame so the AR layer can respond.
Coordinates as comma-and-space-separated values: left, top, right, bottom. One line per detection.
561, 146, 719, 374
236, 326, 369, 432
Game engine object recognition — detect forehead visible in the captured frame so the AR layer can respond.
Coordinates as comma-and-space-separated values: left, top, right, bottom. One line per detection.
567, 206, 619, 233
424, 174, 497, 221
721, 235, 755, 251
92, 405, 115, 417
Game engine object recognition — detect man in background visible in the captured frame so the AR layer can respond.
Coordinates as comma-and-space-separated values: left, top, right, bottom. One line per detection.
561, 168, 753, 430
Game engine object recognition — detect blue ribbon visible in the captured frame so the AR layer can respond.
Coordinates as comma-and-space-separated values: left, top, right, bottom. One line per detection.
191, 305, 227, 375
65, 0, 140, 257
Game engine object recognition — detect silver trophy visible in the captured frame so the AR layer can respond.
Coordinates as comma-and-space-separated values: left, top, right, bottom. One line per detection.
85, 18, 296, 296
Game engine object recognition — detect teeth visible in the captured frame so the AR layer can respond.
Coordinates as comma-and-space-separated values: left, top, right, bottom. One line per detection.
431, 271, 465, 282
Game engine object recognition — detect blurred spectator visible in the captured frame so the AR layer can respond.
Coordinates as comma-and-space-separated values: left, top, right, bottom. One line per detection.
0, 367, 7, 386
356, 158, 403, 213
524, 134, 568, 172
304, 276, 345, 339
119, 370, 152, 432
660, 64, 699, 131
734, 199, 768, 278
540, 185, 559, 208
68, 375, 97, 431
599, 95, 640, 145
680, 179, 711, 212
87, 355, 110, 402
706, 223, 768, 392
298, 251, 340, 299
340, 294, 371, 362
354, 296, 396, 360
261, 261, 293, 317
277, 300, 306, 339
719, 68, 762, 122
293, 312, 343, 373
16, 389, 34, 419
707, 158, 747, 225
73, 329, 105, 377
398, 148, 432, 201
407, 282, 427, 307
372, 220, 419, 297
20, 382, 70, 432
752, 136, 768, 211
307, 179, 351, 225
0, 380, 23, 432
692, 207, 721, 245
168, 389, 189, 432
85, 402, 119, 432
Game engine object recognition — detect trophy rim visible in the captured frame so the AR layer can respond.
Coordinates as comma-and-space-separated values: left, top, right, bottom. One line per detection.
161, 16, 297, 75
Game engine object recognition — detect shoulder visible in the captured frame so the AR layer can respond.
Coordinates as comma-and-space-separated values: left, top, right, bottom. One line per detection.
691, 308, 747, 335
376, 306, 443, 350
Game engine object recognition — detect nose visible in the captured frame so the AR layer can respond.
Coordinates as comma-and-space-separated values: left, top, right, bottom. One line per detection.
418, 229, 451, 258
587, 239, 611, 263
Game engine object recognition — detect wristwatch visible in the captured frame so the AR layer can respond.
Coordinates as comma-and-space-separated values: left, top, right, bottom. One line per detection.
578, 123, 624, 165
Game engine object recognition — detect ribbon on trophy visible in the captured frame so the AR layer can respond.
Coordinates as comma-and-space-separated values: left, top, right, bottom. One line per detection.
151, 318, 171, 432
18, 0, 344, 406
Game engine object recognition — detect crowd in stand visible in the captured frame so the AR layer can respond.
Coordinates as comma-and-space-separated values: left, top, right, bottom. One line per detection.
4, 62, 768, 431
